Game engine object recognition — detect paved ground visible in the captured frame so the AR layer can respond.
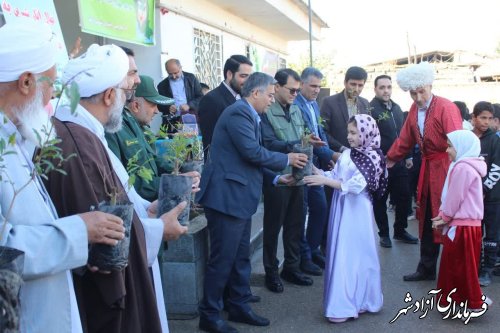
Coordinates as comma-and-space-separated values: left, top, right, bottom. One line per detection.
169, 210, 500, 333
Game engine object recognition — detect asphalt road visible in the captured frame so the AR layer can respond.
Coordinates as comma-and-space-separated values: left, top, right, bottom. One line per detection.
169, 213, 500, 333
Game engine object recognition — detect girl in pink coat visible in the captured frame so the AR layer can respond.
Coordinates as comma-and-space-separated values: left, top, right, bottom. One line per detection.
432, 129, 490, 314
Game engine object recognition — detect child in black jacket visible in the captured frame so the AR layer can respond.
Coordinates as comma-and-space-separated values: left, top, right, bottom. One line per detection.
471, 101, 500, 286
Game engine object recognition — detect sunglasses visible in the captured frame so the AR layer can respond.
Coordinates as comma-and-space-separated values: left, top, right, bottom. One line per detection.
282, 86, 300, 95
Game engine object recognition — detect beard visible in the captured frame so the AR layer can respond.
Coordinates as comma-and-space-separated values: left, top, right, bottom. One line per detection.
229, 76, 241, 94
104, 93, 125, 133
16, 89, 56, 147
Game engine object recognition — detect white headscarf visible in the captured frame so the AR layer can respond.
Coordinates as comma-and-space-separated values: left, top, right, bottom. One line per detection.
0, 23, 58, 82
441, 130, 481, 203
62, 44, 129, 98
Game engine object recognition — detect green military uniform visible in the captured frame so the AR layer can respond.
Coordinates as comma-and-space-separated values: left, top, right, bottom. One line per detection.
106, 108, 163, 201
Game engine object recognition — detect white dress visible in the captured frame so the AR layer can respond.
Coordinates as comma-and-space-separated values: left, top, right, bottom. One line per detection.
323, 150, 383, 319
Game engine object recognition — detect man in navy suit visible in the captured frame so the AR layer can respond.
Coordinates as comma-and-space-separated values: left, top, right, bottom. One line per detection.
197, 72, 308, 333
198, 55, 253, 160
294, 67, 338, 275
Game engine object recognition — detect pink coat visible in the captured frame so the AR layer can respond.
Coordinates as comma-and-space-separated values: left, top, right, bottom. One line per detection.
439, 158, 487, 226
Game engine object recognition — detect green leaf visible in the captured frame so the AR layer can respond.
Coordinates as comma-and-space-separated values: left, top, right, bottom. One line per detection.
8, 134, 16, 146
33, 129, 42, 146
138, 167, 153, 183
128, 175, 136, 188
69, 81, 80, 114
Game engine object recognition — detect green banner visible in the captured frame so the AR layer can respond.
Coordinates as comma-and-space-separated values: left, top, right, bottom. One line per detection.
78, 0, 155, 46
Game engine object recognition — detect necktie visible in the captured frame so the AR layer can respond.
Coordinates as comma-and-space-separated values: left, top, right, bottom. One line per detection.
255, 116, 262, 145
308, 103, 319, 136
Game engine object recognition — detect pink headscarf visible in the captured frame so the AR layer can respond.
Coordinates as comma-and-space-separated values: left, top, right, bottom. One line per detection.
350, 114, 387, 199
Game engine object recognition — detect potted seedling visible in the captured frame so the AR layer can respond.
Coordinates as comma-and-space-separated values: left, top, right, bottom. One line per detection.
0, 78, 79, 332
156, 133, 193, 226
87, 151, 153, 271
292, 127, 314, 184
180, 135, 204, 174
87, 197, 133, 272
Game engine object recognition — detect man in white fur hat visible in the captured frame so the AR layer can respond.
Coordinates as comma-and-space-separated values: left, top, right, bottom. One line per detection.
43, 44, 189, 332
0, 23, 126, 332
386, 62, 462, 282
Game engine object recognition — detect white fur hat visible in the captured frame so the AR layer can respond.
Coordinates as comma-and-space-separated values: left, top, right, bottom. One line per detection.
396, 61, 435, 91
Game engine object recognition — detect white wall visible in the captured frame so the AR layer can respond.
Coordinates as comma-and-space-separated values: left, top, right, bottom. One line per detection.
159, 11, 197, 76
222, 33, 247, 62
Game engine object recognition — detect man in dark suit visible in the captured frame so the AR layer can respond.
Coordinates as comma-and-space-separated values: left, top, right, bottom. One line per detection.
294, 67, 338, 276
157, 58, 203, 127
321, 66, 370, 152
371, 75, 418, 248
196, 72, 308, 333
198, 55, 253, 160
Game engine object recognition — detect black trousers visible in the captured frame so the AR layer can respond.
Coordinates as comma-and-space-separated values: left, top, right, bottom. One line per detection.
262, 186, 304, 275
373, 163, 410, 237
481, 202, 500, 270
416, 198, 441, 276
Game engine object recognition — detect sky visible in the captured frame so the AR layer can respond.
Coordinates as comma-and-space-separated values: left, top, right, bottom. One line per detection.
291, 0, 500, 67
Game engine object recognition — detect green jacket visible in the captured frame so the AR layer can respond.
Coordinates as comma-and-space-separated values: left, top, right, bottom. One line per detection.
261, 101, 305, 174
106, 109, 165, 201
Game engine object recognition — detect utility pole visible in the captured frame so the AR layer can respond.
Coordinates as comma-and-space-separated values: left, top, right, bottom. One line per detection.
308, 0, 313, 67
406, 31, 411, 64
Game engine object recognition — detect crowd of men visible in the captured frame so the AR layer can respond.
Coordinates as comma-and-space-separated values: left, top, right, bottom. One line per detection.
0, 20, 499, 333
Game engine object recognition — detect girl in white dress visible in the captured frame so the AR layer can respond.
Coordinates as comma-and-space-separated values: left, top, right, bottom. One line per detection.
304, 114, 386, 323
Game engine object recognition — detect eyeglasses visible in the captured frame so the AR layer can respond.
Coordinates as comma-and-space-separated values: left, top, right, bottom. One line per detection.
282, 86, 300, 95
116, 87, 137, 100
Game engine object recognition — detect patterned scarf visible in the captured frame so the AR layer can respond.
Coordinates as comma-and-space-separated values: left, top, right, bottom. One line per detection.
350, 114, 388, 199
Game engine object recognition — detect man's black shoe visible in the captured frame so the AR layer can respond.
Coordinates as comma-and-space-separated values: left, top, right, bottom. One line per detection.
265, 274, 284, 293
199, 318, 239, 333
312, 252, 326, 269
300, 259, 322, 276
394, 231, 418, 244
281, 269, 313, 286
224, 293, 261, 311
228, 309, 270, 326
403, 271, 435, 281
248, 295, 261, 303
379, 236, 392, 248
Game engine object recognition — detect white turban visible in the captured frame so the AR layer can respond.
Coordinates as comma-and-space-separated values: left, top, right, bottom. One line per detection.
0, 23, 58, 82
62, 44, 129, 98
396, 61, 435, 91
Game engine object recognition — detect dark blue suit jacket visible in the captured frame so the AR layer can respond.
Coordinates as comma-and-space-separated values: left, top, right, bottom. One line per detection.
196, 99, 288, 220
294, 93, 335, 168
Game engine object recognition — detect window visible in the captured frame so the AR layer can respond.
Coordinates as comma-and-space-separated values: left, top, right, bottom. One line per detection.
193, 28, 222, 90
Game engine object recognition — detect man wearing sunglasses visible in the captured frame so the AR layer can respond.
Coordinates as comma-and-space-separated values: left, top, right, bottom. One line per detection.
260, 68, 326, 293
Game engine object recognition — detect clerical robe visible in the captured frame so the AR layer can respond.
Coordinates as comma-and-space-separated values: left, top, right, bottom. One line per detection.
387, 95, 462, 238
43, 118, 162, 333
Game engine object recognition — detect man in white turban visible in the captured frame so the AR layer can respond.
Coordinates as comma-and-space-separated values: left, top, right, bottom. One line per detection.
386, 61, 463, 282
0, 23, 125, 333
42, 43, 189, 333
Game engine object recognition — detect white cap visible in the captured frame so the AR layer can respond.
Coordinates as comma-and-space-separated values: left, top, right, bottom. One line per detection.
62, 44, 129, 98
0, 23, 58, 82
